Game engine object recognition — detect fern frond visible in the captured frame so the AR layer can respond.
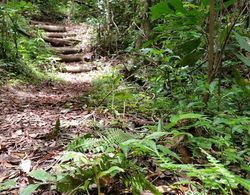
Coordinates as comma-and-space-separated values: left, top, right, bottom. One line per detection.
68, 137, 104, 153
101, 128, 135, 147
68, 128, 135, 154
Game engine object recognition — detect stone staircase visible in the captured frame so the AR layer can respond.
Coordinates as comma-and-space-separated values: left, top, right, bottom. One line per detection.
34, 21, 94, 74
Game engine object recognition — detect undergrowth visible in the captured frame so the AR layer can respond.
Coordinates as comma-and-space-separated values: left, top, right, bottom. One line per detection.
5, 113, 249, 194
3, 70, 248, 195
0, 1, 57, 83
1, 0, 249, 194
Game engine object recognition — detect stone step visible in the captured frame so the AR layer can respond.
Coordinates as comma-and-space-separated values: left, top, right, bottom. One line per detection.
46, 32, 77, 38
62, 65, 92, 73
59, 54, 83, 62
44, 37, 80, 47
36, 24, 67, 32
30, 20, 52, 25
54, 47, 82, 55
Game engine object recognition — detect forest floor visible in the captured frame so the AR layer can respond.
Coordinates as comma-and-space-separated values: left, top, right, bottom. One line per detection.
0, 21, 116, 191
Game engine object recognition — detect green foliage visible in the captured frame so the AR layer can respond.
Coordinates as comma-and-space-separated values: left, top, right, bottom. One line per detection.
2, 1, 248, 194
20, 184, 41, 195
19, 169, 56, 195
0, 1, 55, 81
151, 0, 186, 21
68, 128, 134, 153
28, 169, 56, 183
18, 112, 250, 194
234, 32, 250, 67
56, 128, 161, 194
0, 179, 16, 192
36, 0, 69, 20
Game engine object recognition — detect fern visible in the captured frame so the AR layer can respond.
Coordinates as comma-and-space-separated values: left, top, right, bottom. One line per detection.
201, 149, 240, 190
68, 137, 103, 153
68, 128, 135, 154
101, 128, 135, 147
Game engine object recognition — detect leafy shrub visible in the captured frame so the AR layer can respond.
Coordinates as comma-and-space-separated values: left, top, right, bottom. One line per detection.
17, 113, 250, 194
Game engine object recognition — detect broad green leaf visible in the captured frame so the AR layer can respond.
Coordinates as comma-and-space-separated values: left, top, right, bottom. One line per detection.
0, 179, 16, 191
143, 140, 158, 153
157, 118, 164, 132
20, 184, 41, 195
177, 38, 201, 54
209, 80, 217, 94
170, 113, 204, 124
120, 139, 139, 146
98, 166, 124, 178
236, 53, 250, 67
235, 176, 250, 191
167, 113, 204, 129
157, 145, 181, 161
57, 176, 81, 193
28, 169, 56, 182
234, 32, 250, 52
168, 0, 186, 14
170, 130, 194, 139
180, 51, 203, 66
150, 2, 173, 21
120, 139, 138, 156
60, 151, 88, 165
145, 132, 167, 140
232, 125, 243, 133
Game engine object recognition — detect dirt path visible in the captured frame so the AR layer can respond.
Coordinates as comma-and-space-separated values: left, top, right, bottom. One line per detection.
0, 22, 104, 187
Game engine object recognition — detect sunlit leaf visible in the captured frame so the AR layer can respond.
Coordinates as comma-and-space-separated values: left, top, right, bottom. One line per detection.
98, 166, 124, 178
28, 169, 56, 182
209, 80, 217, 94
236, 53, 250, 67
234, 32, 250, 52
167, 113, 204, 129
20, 184, 41, 195
150, 2, 173, 20
235, 176, 250, 191
157, 119, 164, 132
145, 132, 167, 140
0, 180, 16, 191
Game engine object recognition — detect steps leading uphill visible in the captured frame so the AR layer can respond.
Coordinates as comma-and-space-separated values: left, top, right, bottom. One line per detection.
35, 21, 95, 74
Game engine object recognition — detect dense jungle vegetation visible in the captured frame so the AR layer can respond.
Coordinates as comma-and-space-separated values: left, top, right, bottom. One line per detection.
0, 0, 250, 194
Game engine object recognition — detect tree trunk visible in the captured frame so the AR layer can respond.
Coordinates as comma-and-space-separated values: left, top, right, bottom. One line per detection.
204, 0, 215, 104
136, 0, 152, 48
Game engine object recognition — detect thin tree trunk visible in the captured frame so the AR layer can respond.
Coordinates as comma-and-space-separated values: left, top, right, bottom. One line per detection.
204, 0, 215, 104
136, 0, 152, 48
